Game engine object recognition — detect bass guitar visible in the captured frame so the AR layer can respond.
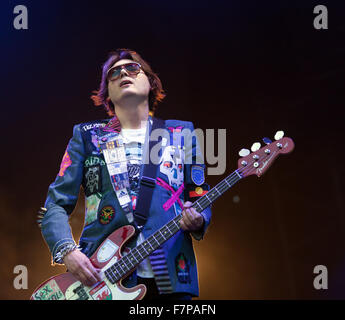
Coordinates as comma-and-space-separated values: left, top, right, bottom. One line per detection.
31, 131, 294, 300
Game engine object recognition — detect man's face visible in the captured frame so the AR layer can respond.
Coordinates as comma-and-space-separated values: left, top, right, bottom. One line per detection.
107, 59, 151, 106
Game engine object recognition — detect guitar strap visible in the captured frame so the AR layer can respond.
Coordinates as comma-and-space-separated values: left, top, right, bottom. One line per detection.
133, 117, 166, 229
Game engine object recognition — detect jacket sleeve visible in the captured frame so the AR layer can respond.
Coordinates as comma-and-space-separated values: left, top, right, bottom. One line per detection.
183, 121, 212, 241
40, 124, 85, 261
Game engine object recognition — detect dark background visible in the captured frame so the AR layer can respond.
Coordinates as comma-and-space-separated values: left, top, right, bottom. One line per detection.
0, 0, 344, 299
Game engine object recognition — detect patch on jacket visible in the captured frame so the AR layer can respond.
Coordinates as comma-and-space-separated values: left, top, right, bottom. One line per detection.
191, 165, 205, 186
84, 156, 106, 167
98, 205, 115, 225
81, 122, 106, 132
189, 186, 208, 198
85, 193, 102, 226
159, 145, 184, 190
58, 149, 72, 177
175, 253, 191, 284
83, 165, 102, 197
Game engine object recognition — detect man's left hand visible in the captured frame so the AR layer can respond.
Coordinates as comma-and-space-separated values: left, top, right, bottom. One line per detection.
180, 201, 204, 232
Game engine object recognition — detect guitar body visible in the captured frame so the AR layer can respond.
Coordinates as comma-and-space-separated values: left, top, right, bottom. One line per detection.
31, 225, 146, 300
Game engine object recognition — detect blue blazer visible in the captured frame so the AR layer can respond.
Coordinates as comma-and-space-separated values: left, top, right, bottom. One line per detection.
41, 117, 212, 297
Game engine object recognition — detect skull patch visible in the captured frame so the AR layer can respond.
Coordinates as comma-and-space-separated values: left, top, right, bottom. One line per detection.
159, 145, 184, 189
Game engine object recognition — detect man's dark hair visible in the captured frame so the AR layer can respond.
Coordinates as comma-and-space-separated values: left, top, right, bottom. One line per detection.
91, 48, 166, 116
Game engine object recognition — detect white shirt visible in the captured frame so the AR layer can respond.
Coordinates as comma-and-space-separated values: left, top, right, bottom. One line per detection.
120, 126, 154, 278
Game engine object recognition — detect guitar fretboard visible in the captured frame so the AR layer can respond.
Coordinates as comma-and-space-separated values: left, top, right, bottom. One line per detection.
104, 169, 243, 284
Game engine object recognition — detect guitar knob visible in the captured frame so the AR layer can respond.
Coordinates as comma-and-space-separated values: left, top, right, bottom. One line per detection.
262, 137, 272, 145
274, 130, 284, 141
251, 142, 261, 152
238, 148, 250, 157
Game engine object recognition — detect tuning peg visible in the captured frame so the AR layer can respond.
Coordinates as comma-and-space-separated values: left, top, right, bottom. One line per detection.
251, 142, 261, 152
274, 130, 284, 140
238, 148, 250, 157
262, 137, 272, 145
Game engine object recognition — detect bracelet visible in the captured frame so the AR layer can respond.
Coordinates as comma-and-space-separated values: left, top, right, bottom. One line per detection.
54, 242, 78, 264
37, 207, 47, 228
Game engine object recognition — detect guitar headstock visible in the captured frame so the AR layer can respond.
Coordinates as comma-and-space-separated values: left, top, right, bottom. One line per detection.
237, 131, 294, 178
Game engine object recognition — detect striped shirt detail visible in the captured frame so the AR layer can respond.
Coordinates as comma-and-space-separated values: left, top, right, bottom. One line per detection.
149, 248, 173, 294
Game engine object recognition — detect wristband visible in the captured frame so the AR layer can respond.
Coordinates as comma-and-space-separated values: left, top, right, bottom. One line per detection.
54, 242, 79, 264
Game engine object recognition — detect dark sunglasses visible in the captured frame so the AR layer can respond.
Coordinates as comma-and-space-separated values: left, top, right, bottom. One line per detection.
106, 62, 142, 81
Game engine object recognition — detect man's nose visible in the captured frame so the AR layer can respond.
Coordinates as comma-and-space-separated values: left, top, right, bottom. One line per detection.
120, 67, 129, 77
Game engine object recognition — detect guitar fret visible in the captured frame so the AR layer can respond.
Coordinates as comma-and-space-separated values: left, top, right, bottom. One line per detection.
122, 254, 134, 269
163, 223, 175, 237
115, 266, 122, 279
134, 247, 143, 259
110, 268, 117, 282
158, 230, 166, 241
104, 269, 112, 283
151, 234, 160, 247
224, 178, 231, 188
107, 265, 120, 283
116, 262, 126, 275
235, 170, 242, 179
121, 258, 130, 273
126, 254, 135, 268
163, 225, 173, 237
155, 232, 163, 244
109, 267, 116, 280
147, 240, 155, 251
131, 253, 139, 264
168, 225, 175, 235
142, 242, 150, 253
214, 187, 222, 196
140, 243, 149, 255
172, 219, 181, 231
194, 202, 203, 213
205, 193, 211, 202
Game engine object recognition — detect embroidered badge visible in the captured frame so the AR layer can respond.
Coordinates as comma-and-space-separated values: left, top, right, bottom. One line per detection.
98, 206, 115, 225
81, 122, 106, 132
159, 145, 184, 189
32, 279, 65, 300
89, 282, 112, 300
90, 129, 101, 153
191, 165, 205, 186
84, 166, 101, 197
85, 193, 102, 226
175, 253, 191, 284
97, 239, 119, 263
58, 149, 72, 177
189, 186, 208, 198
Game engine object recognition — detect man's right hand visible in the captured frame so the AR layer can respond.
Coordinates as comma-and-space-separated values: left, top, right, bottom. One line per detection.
63, 249, 102, 287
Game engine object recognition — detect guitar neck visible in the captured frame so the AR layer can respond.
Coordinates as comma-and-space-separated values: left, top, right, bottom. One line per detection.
104, 169, 243, 284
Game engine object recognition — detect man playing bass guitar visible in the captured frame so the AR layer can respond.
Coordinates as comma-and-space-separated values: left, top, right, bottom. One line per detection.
38, 48, 212, 300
